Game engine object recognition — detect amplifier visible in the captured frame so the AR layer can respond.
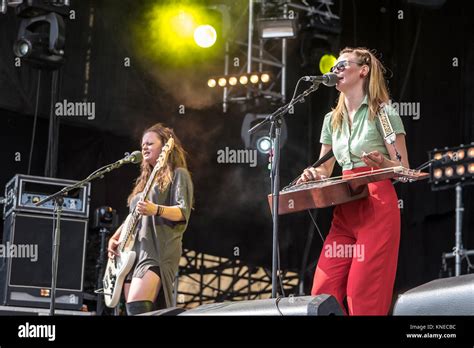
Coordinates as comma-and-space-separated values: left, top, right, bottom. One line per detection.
3, 174, 90, 219
0, 213, 88, 310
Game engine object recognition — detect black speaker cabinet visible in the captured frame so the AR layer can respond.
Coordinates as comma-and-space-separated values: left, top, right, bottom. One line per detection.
179, 295, 344, 316
393, 274, 474, 315
0, 213, 87, 310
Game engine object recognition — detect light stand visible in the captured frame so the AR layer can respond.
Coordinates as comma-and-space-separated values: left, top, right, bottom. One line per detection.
248, 81, 321, 298
441, 183, 474, 276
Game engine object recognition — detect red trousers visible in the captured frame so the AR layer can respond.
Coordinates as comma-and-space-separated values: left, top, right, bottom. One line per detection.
311, 166, 400, 315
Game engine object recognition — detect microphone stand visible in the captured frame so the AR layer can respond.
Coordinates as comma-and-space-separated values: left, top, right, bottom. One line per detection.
248, 81, 322, 298
36, 158, 133, 316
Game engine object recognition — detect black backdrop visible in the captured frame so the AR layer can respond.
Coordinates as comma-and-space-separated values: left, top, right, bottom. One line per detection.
0, 0, 473, 300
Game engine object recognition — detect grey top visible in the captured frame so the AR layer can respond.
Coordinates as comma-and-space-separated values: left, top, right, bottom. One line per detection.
127, 167, 193, 307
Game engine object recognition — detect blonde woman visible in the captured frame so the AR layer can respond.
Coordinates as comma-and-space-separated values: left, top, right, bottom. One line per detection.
299, 47, 409, 315
108, 123, 193, 315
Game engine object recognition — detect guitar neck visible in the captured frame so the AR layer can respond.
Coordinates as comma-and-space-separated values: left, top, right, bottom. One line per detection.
118, 138, 174, 251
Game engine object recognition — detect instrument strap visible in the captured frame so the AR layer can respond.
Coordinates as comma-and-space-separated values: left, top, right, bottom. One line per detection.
377, 103, 402, 162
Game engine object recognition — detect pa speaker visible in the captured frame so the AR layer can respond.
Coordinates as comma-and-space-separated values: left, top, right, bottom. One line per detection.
179, 295, 344, 316
138, 307, 187, 316
0, 213, 88, 310
393, 274, 474, 315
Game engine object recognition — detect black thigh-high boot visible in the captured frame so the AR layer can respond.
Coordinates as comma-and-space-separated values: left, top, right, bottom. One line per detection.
126, 300, 154, 315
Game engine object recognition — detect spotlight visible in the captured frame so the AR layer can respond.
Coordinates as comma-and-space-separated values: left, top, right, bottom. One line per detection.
456, 165, 465, 176
208, 78, 217, 88
13, 11, 66, 69
92, 206, 119, 230
429, 143, 474, 190
468, 147, 474, 158
445, 167, 454, 178
228, 76, 238, 86
218, 77, 227, 87
256, 136, 272, 154
469, 163, 474, 174
433, 168, 443, 180
257, 18, 298, 39
250, 74, 259, 84
260, 73, 270, 83
194, 24, 217, 48
241, 113, 287, 158
319, 54, 337, 74
13, 38, 32, 57
456, 149, 465, 161
207, 73, 271, 88
239, 75, 249, 85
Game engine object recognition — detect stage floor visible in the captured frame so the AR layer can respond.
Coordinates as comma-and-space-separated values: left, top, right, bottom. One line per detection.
0, 305, 96, 316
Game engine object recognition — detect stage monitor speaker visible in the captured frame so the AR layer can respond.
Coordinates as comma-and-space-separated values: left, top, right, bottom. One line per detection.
0, 213, 88, 310
138, 307, 187, 316
179, 295, 344, 316
393, 274, 474, 315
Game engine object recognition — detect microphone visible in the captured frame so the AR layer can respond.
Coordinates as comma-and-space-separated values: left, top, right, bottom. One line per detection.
302, 73, 339, 87
116, 151, 143, 165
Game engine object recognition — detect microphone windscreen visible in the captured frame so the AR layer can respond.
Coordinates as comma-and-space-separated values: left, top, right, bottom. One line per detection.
324, 73, 339, 87
129, 150, 143, 164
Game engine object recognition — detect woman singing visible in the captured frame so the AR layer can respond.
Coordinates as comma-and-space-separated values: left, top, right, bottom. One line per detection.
298, 47, 409, 315
108, 123, 193, 315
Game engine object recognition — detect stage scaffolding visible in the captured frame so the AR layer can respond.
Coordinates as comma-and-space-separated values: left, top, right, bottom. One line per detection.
173, 249, 299, 308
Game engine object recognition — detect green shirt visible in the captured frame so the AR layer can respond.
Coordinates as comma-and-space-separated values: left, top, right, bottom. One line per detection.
320, 96, 406, 171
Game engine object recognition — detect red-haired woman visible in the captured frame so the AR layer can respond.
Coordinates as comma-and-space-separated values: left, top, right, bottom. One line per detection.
108, 123, 193, 315
298, 47, 409, 315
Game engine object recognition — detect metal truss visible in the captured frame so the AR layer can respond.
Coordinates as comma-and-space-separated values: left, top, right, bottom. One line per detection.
221, 0, 340, 112
173, 249, 299, 309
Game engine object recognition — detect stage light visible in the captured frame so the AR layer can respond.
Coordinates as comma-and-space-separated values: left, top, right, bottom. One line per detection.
13, 11, 66, 69
228, 76, 238, 86
319, 54, 337, 74
445, 167, 454, 178
257, 18, 298, 39
456, 149, 465, 160
13, 38, 31, 57
456, 165, 465, 176
250, 74, 259, 84
239, 75, 249, 85
256, 136, 272, 154
208, 78, 217, 87
207, 73, 271, 88
433, 168, 443, 180
136, 3, 225, 66
194, 24, 217, 48
429, 143, 474, 190
261, 73, 270, 83
241, 114, 287, 159
468, 147, 474, 158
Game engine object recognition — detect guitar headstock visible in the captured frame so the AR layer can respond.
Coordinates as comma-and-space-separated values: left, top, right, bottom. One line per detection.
153, 137, 174, 172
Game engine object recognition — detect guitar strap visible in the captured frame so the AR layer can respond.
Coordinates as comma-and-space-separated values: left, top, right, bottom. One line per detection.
377, 103, 402, 162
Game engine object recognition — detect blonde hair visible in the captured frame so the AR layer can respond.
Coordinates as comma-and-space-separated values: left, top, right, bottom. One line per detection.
127, 123, 188, 205
331, 47, 390, 131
